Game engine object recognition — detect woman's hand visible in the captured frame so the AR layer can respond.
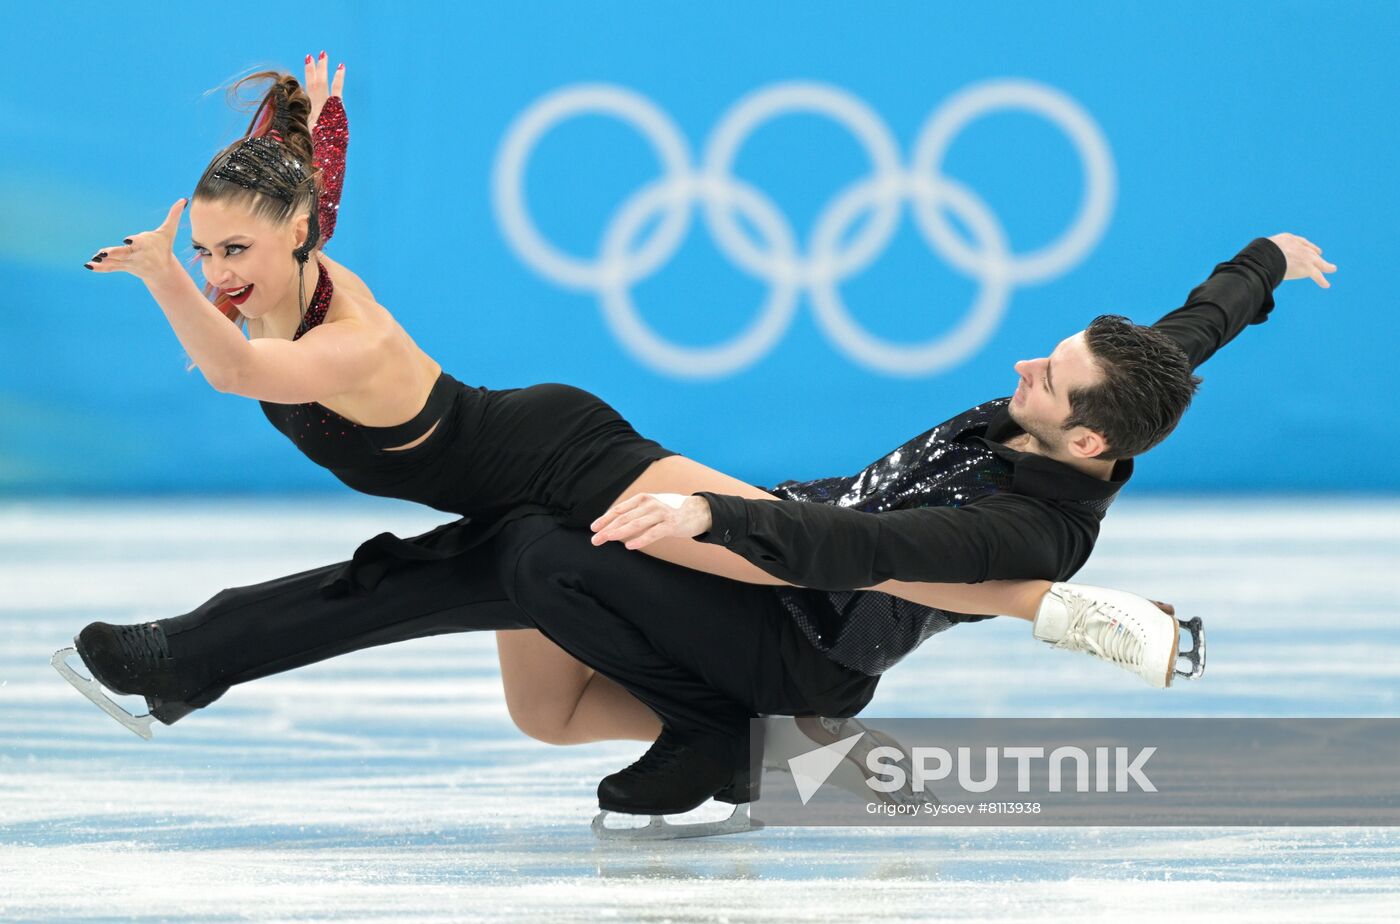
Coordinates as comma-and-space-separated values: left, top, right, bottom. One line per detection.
591, 493, 714, 550
304, 50, 345, 128
84, 198, 186, 284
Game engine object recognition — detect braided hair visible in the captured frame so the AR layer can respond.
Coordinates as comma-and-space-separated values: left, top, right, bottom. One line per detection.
191, 72, 323, 325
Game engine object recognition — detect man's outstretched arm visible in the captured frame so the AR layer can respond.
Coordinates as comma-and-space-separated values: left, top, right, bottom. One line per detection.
1153, 234, 1333, 369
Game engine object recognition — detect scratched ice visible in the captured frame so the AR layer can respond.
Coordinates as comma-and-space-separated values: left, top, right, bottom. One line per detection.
3, 496, 1399, 922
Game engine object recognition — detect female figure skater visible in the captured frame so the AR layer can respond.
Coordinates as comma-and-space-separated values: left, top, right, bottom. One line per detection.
75, 57, 1184, 749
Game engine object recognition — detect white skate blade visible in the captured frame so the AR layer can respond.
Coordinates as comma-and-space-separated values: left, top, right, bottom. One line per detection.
51, 647, 156, 740
591, 803, 754, 841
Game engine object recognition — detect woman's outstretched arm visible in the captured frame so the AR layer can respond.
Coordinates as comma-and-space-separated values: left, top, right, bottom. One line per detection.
304, 52, 348, 246
86, 199, 248, 388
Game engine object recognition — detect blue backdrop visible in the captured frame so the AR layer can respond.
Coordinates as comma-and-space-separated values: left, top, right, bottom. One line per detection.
2, 2, 1394, 495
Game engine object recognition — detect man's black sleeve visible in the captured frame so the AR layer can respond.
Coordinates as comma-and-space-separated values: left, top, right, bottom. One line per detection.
691, 491, 1093, 590
1152, 237, 1288, 370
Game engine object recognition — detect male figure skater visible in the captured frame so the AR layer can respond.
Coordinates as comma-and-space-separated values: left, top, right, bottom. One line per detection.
491, 233, 1334, 821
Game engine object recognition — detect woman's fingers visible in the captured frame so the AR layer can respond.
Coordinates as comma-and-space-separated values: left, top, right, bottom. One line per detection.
305, 52, 337, 101
84, 241, 137, 270
84, 251, 129, 271
157, 198, 186, 236
90, 244, 135, 261
313, 51, 342, 98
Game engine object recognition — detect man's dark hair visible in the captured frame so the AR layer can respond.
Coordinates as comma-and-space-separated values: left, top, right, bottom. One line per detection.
1063, 314, 1203, 460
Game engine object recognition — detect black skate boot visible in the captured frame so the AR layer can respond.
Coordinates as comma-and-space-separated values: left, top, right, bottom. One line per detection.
74, 621, 196, 724
592, 728, 756, 840
53, 620, 225, 737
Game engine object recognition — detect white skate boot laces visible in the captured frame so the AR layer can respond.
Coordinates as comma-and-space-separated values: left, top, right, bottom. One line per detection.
1036, 582, 1185, 688
1057, 597, 1143, 673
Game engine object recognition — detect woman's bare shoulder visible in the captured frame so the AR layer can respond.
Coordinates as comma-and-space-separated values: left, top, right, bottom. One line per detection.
317, 252, 374, 301
318, 254, 392, 329
318, 253, 435, 366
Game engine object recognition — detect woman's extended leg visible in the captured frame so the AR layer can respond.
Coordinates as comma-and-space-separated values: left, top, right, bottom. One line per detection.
611, 455, 1054, 620
74, 539, 536, 722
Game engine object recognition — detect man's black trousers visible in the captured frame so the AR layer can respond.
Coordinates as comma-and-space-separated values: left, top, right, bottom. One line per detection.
157, 514, 879, 752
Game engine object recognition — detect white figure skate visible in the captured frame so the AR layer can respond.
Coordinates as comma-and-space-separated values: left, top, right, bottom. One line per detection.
1032, 582, 1206, 688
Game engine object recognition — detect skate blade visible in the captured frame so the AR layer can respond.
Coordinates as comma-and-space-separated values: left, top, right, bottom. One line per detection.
51, 647, 156, 740
591, 803, 755, 841
1172, 616, 1206, 682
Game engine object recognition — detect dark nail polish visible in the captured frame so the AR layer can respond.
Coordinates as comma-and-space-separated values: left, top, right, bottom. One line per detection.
123, 238, 132, 245
98, 251, 108, 258
84, 264, 93, 270
93, 256, 104, 263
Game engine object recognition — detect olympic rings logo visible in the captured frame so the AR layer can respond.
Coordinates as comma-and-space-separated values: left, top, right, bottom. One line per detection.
492, 80, 1116, 378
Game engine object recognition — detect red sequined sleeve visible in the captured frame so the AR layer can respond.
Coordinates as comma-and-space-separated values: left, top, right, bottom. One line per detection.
312, 95, 348, 245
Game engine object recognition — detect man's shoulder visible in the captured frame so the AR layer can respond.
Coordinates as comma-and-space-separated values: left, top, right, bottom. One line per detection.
967, 490, 1107, 527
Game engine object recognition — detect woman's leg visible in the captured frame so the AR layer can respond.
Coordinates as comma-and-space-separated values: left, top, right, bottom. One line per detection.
495, 629, 660, 744
78, 538, 535, 720
609, 455, 1052, 619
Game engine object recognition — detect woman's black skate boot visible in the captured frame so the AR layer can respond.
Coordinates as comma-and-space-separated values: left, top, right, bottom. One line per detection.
74, 621, 210, 724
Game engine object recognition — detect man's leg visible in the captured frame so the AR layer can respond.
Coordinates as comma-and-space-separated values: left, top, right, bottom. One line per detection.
497, 517, 806, 732
493, 515, 878, 812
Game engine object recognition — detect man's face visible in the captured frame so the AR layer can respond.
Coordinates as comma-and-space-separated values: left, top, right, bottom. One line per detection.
189, 198, 307, 319
1008, 331, 1106, 455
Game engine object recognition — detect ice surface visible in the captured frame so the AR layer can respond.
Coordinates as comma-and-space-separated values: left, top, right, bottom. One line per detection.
3, 496, 1399, 922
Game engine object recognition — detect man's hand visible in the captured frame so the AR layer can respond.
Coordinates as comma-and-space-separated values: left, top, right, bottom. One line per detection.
590, 493, 714, 550
1268, 233, 1337, 288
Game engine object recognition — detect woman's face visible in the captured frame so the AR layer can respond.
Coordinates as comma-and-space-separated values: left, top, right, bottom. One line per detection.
189, 198, 308, 319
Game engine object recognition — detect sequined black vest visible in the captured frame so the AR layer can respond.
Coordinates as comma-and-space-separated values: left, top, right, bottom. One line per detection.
761, 397, 1017, 676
